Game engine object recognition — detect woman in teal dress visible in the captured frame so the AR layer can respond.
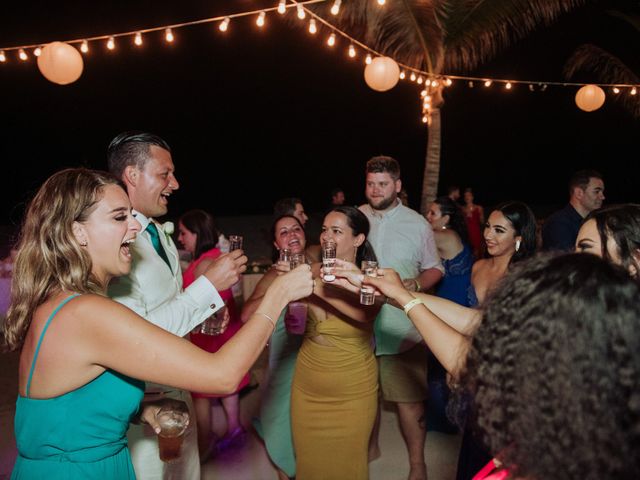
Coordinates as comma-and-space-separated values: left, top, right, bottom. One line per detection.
241, 214, 308, 480
1, 168, 313, 479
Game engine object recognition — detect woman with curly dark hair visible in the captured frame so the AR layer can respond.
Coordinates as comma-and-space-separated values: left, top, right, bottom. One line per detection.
361, 253, 640, 479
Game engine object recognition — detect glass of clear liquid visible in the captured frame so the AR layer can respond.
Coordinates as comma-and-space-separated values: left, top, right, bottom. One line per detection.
290, 253, 306, 269
322, 239, 337, 281
229, 235, 243, 251
360, 260, 378, 305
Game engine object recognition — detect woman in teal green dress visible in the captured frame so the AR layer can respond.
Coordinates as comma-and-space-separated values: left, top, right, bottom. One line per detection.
2, 168, 313, 479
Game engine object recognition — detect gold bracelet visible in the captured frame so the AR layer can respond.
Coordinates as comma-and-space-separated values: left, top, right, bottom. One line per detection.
402, 298, 423, 315
255, 312, 275, 328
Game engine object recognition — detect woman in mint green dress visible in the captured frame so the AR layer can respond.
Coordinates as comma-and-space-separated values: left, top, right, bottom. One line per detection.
2, 169, 313, 479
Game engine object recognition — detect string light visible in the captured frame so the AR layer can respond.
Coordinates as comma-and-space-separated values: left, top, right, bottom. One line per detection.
308, 18, 317, 34
612, 87, 620, 94
277, 0, 287, 14
484, 80, 492, 87
505, 81, 512, 90
219, 17, 230, 32
134, 32, 143, 46
330, 0, 341, 15
18, 49, 27, 61
399, 70, 405, 79
632, 87, 637, 95
417, 76, 423, 84
378, 0, 386, 5
297, 5, 306, 19
80, 40, 89, 53
348, 44, 356, 58
410, 72, 416, 81
107, 36, 115, 50
468, 81, 474, 87
365, 54, 372, 65
0, 51, 5, 62
257, 11, 266, 27
165, 28, 174, 42
444, 78, 452, 86
425, 78, 431, 86
33, 47, 42, 57
327, 32, 336, 46
432, 79, 439, 87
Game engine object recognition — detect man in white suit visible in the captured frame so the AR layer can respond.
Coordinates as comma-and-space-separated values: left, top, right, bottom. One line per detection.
107, 131, 247, 479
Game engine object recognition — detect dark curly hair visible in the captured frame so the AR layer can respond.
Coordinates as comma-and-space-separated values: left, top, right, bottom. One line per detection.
585, 203, 640, 280
460, 253, 640, 479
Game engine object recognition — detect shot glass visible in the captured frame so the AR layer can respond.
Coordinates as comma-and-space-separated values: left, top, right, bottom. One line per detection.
156, 406, 189, 462
285, 301, 308, 335
279, 248, 292, 265
229, 235, 243, 251
322, 239, 337, 281
200, 306, 228, 335
290, 253, 306, 269
360, 260, 378, 305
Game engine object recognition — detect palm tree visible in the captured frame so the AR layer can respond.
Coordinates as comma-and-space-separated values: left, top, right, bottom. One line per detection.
307, 0, 585, 213
563, 9, 640, 117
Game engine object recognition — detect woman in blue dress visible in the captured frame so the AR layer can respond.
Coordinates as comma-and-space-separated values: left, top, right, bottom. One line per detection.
2, 168, 313, 479
425, 196, 474, 433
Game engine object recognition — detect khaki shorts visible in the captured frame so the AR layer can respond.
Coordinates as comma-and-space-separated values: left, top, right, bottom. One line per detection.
378, 343, 429, 402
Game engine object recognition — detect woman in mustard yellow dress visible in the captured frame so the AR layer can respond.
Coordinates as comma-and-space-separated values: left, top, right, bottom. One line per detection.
291, 206, 380, 480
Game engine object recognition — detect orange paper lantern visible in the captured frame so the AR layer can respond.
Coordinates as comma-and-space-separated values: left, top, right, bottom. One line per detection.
364, 56, 400, 92
37, 42, 83, 85
575, 84, 605, 112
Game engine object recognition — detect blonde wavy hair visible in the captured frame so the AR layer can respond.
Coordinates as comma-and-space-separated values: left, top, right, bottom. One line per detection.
2, 168, 122, 352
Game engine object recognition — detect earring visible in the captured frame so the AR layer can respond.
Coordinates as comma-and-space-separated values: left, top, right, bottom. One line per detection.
515, 239, 521, 252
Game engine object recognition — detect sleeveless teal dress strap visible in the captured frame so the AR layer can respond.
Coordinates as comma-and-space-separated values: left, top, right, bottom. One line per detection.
25, 293, 81, 398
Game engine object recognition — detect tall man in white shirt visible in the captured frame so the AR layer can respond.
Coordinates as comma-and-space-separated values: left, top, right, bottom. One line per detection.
360, 156, 443, 480
107, 131, 247, 479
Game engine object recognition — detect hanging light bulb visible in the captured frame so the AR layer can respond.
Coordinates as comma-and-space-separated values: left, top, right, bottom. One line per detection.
134, 32, 143, 46
425, 78, 432, 86
165, 28, 174, 42
348, 44, 356, 58
378, 0, 386, 5
107, 36, 115, 50
327, 33, 336, 46
365, 54, 372, 65
529, 84, 535, 91
417, 76, 424, 84
34, 47, 42, 57
331, 0, 342, 15
468, 81, 474, 88
420, 90, 427, 97
505, 82, 512, 90
18, 49, 28, 61
297, 4, 306, 19
422, 115, 429, 124
80, 40, 89, 53
308, 19, 317, 34
432, 79, 439, 87
444, 77, 452, 86
410, 72, 416, 81
0, 50, 6, 62
631, 87, 637, 95
277, 0, 287, 14
484, 79, 492, 87
257, 11, 266, 27
219, 17, 230, 32
399, 70, 406, 79
612, 87, 620, 94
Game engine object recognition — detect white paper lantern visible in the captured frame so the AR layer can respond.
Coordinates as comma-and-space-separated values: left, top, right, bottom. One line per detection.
37, 42, 84, 85
364, 56, 400, 92
575, 84, 605, 112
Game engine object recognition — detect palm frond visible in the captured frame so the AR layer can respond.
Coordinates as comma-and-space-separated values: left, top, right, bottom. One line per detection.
564, 43, 640, 117
306, 0, 584, 73
440, 0, 585, 71
606, 9, 640, 33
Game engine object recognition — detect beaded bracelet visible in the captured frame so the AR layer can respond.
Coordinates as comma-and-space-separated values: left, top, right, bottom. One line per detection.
255, 311, 275, 328
402, 298, 423, 315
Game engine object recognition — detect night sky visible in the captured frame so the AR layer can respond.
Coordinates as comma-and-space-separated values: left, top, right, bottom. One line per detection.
0, 0, 638, 228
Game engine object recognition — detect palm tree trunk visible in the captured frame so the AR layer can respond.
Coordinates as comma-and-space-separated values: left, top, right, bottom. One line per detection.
420, 107, 441, 215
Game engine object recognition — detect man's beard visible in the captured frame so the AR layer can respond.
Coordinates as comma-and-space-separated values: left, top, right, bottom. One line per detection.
369, 195, 396, 211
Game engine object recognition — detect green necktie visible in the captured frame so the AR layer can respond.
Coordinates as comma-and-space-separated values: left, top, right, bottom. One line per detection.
146, 222, 171, 270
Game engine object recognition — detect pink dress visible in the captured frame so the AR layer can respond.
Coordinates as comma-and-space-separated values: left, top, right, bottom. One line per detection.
465, 206, 483, 259
184, 248, 249, 398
